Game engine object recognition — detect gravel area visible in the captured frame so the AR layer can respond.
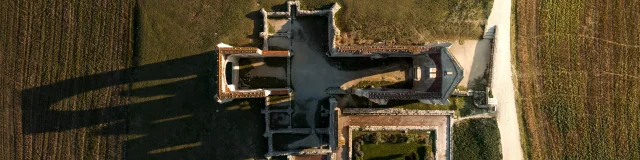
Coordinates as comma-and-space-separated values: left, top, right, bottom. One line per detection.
486, 0, 524, 159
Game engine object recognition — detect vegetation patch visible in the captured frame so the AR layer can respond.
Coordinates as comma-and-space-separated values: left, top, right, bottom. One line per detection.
352, 131, 434, 160
242, 76, 288, 89
238, 58, 288, 89
343, 95, 484, 117
264, 57, 288, 68
326, 57, 412, 71
351, 80, 412, 89
453, 118, 502, 160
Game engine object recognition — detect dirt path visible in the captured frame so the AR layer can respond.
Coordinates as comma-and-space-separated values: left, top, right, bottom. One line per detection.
486, 0, 524, 159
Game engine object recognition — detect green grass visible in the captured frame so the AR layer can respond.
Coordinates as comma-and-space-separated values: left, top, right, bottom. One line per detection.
336, 0, 493, 45
129, 1, 271, 159
353, 131, 433, 160
361, 143, 425, 160
453, 118, 502, 160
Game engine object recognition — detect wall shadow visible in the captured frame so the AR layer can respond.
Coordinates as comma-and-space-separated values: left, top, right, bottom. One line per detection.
21, 52, 268, 159
467, 39, 492, 90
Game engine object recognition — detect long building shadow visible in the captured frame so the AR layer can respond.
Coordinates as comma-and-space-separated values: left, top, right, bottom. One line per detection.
21, 53, 212, 134
21, 52, 269, 159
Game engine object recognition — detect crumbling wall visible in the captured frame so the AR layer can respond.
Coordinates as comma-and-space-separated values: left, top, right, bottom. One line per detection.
343, 108, 455, 117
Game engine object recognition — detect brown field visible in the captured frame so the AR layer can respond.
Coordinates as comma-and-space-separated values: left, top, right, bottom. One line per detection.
0, 1, 134, 159
514, 0, 640, 159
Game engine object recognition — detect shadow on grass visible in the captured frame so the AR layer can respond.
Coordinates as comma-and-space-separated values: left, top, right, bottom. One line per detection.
20, 52, 269, 159
20, 4, 268, 160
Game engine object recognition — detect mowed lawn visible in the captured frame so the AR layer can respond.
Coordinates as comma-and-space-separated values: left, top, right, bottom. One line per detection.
515, 0, 640, 159
361, 143, 426, 160
261, 0, 493, 45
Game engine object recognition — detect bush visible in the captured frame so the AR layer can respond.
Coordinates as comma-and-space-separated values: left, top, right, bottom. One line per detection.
453, 118, 502, 160
371, 133, 382, 144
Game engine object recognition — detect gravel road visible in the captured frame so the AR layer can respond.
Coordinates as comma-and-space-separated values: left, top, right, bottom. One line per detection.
486, 0, 525, 159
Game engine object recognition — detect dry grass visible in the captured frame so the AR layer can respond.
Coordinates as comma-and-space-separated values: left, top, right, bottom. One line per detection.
259, 0, 493, 45
127, 0, 269, 159
514, 0, 640, 159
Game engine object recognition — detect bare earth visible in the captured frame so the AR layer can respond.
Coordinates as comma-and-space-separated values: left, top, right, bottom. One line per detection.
486, 0, 524, 159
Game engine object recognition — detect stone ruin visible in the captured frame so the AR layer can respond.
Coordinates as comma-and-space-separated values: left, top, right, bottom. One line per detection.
213, 1, 463, 159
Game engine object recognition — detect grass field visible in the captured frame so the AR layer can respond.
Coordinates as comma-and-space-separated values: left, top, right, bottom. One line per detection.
514, 0, 640, 159
361, 143, 426, 160
344, 94, 483, 117
353, 131, 432, 160
453, 118, 502, 160
128, 1, 269, 159
0, 1, 134, 159
261, 0, 493, 45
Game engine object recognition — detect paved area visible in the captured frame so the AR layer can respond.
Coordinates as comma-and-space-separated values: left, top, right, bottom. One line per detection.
485, 0, 524, 159
336, 115, 451, 160
448, 40, 492, 87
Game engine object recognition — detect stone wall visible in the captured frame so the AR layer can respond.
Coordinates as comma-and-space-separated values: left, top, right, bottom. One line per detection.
263, 95, 334, 158
342, 108, 456, 117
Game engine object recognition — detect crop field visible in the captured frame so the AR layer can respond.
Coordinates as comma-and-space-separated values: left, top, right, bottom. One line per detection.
514, 0, 640, 159
0, 1, 134, 159
128, 0, 269, 159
